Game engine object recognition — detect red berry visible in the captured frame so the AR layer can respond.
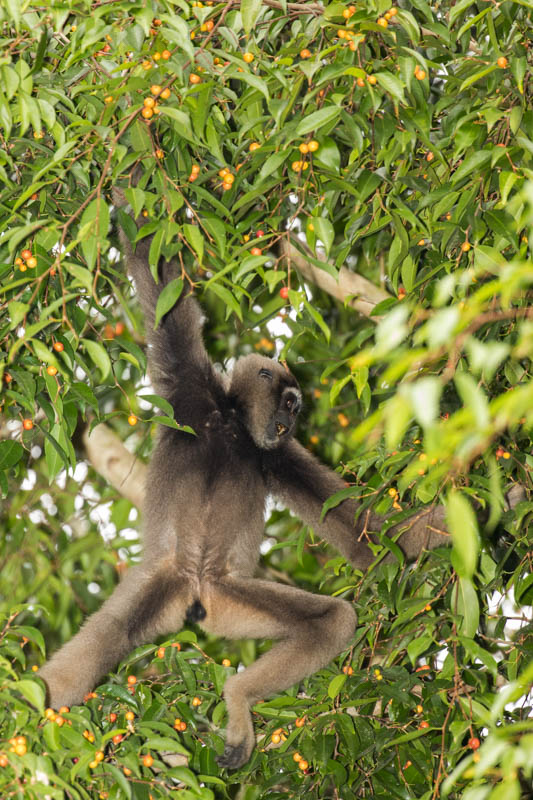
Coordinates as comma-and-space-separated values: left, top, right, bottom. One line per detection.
279, 287, 289, 300
468, 737, 480, 750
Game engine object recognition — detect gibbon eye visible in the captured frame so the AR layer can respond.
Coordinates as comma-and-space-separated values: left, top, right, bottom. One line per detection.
258, 368, 273, 380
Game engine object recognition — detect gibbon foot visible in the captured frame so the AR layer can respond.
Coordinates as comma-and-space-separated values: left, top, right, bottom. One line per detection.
216, 739, 253, 770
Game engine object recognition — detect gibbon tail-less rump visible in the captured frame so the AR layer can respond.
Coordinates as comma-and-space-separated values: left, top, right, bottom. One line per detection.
39, 192, 450, 769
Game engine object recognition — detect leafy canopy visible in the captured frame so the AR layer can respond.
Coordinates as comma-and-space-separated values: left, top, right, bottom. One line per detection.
0, 0, 532, 798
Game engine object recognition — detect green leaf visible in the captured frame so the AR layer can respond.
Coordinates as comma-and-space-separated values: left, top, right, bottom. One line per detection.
154, 278, 184, 329
312, 217, 334, 259
10, 679, 45, 713
451, 151, 491, 184
241, 0, 264, 35
451, 577, 479, 638
7, 301, 29, 330
183, 224, 204, 265
0, 440, 24, 470
296, 106, 341, 137
79, 196, 110, 270
81, 339, 112, 381
446, 491, 480, 578
375, 71, 406, 104
328, 673, 346, 699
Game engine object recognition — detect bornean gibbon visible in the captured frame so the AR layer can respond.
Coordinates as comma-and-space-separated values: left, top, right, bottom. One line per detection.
40, 195, 450, 769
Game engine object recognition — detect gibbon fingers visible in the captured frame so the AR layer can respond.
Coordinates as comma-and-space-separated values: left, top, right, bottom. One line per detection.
39, 195, 450, 769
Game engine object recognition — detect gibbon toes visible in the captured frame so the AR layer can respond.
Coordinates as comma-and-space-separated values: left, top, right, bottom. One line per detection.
216, 739, 253, 770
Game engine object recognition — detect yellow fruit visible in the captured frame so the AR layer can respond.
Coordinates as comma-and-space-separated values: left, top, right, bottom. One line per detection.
249, 142, 260, 151
377, 17, 388, 27
150, 85, 162, 95
461, 242, 471, 252
243, 52, 254, 63
189, 73, 201, 84
497, 56, 508, 68
144, 96, 156, 107
128, 415, 138, 426
160, 87, 171, 99
299, 143, 309, 154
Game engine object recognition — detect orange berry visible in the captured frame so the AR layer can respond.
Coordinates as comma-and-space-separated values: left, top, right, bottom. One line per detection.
22, 419, 34, 431
104, 95, 114, 104
141, 60, 152, 70
357, 77, 365, 87
249, 142, 260, 152
162, 50, 171, 59
45, 708, 56, 720
171, 642, 181, 650
298, 759, 309, 771
337, 412, 349, 427
128, 415, 138, 426
26, 256, 37, 268
416, 69, 426, 80
497, 56, 508, 68
223, 172, 234, 184
127, 675, 137, 685
461, 241, 471, 252
143, 96, 156, 108
123, 767, 132, 776
416, 704, 424, 714
160, 87, 171, 99
502, 451, 510, 459
377, 17, 388, 27
192, 696, 202, 707
150, 84, 162, 95
309, 434, 319, 444
293, 751, 302, 762
469, 737, 480, 750
112, 734, 123, 744
299, 143, 309, 154
155, 149, 164, 159
143, 754, 154, 767
300, 48, 311, 58
342, 665, 354, 675
14, 744, 27, 756
205, 19, 214, 31
384, 11, 392, 19
426, 151, 434, 162
419, 720, 430, 729
271, 733, 281, 744
292, 160, 302, 172
343, 8, 351, 18
389, 6, 398, 14
189, 73, 201, 84
177, 720, 187, 731
243, 52, 254, 63
250, 246, 262, 256
47, 365, 58, 376
222, 658, 231, 666
0, 755, 8, 767
125, 711, 135, 721
115, 322, 125, 335
157, 646, 166, 658
109, 713, 117, 722
279, 286, 289, 300
367, 75, 377, 85
21, 249, 32, 260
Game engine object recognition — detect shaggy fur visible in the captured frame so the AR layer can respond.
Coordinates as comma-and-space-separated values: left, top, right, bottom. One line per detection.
39, 209, 449, 769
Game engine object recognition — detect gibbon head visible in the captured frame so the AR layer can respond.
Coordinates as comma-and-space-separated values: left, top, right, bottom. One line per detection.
230, 354, 302, 449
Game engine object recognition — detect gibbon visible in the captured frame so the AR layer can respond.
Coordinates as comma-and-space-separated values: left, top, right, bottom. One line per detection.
40, 200, 449, 769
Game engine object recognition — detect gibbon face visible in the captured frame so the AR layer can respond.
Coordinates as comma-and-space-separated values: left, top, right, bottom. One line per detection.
229, 354, 302, 449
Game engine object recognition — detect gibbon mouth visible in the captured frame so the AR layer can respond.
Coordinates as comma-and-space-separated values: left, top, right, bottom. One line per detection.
276, 422, 288, 436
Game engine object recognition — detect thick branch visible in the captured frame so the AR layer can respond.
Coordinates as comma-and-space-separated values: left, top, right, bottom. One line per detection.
82, 423, 146, 508
279, 237, 390, 320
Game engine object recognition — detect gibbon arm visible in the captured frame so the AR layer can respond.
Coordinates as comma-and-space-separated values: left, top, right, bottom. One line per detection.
268, 439, 449, 570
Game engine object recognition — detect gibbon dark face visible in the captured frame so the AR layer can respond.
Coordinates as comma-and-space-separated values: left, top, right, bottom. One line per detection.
229, 353, 302, 450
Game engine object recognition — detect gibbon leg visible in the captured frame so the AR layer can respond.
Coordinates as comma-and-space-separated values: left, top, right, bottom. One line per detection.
40, 563, 190, 709
202, 578, 357, 769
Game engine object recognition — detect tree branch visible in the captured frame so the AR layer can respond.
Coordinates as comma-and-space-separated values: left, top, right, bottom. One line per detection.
82, 423, 146, 508
279, 236, 391, 320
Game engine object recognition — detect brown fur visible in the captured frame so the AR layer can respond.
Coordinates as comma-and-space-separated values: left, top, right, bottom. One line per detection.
39, 202, 450, 769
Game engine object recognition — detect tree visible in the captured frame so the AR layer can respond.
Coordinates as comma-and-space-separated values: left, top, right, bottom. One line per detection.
0, 0, 532, 797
